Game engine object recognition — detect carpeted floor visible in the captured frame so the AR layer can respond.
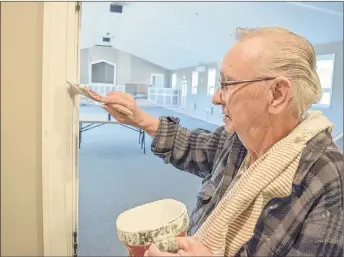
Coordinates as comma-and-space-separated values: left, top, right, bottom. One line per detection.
78, 105, 220, 256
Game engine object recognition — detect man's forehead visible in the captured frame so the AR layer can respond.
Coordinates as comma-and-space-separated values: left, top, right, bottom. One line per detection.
220, 40, 262, 80
219, 70, 234, 80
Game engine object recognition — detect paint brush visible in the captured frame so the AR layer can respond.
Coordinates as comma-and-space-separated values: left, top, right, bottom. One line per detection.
67, 81, 133, 116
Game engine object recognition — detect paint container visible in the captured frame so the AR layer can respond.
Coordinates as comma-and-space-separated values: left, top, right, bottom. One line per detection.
116, 199, 189, 256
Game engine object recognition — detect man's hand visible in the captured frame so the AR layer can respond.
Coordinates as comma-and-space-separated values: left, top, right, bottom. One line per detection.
101, 91, 160, 137
144, 237, 212, 256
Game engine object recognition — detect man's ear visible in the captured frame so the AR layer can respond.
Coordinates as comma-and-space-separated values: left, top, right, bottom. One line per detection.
267, 76, 293, 115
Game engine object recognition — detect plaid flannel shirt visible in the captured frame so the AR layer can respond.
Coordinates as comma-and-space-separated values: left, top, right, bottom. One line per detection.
151, 116, 344, 257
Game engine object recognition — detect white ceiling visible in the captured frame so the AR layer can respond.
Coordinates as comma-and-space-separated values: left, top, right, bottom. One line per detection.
80, 1, 343, 70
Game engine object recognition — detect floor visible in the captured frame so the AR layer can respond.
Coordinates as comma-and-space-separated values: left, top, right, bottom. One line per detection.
78, 104, 219, 256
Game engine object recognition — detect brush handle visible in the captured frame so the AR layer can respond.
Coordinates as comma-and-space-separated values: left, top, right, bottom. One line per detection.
106, 103, 133, 116
85, 89, 134, 116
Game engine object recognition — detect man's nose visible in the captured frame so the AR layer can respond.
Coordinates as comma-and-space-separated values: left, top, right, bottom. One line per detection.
212, 88, 222, 105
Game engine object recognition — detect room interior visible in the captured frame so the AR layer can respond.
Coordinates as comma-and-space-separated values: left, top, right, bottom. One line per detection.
1, 2, 342, 256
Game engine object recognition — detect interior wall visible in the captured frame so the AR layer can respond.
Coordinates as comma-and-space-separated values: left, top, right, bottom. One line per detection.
80, 46, 170, 87
1, 2, 44, 255
168, 63, 222, 125
312, 41, 343, 136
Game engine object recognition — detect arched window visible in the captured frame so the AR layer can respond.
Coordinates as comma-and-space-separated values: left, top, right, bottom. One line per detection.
91, 61, 115, 84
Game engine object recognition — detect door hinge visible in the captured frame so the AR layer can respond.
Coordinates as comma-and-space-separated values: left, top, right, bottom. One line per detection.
75, 2, 81, 12
73, 231, 78, 257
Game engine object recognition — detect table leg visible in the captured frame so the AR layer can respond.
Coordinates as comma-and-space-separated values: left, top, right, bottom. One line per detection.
142, 131, 146, 154
79, 122, 82, 149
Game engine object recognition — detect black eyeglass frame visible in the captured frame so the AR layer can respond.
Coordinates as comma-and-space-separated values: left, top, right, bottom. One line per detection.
220, 77, 276, 89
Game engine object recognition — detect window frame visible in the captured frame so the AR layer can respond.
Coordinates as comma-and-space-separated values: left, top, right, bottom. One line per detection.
312, 53, 335, 109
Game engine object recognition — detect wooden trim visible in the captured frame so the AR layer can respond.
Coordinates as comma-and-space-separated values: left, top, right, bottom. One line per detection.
91, 59, 115, 66
41, 2, 80, 256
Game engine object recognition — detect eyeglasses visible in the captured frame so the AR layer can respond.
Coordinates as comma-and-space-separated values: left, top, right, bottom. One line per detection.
220, 77, 276, 89
217, 77, 276, 101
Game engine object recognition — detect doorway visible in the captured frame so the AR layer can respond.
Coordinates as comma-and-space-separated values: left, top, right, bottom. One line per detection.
150, 73, 165, 88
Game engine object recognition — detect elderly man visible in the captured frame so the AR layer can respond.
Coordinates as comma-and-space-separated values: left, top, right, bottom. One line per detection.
102, 27, 343, 256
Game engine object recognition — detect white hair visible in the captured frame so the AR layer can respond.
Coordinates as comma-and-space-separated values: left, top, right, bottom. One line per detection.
235, 27, 322, 117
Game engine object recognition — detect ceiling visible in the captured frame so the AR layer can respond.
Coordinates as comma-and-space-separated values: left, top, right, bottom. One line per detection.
290, 1, 343, 13
80, 1, 343, 70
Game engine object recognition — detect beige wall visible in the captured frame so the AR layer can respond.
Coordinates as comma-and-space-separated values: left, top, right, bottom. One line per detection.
1, 2, 44, 256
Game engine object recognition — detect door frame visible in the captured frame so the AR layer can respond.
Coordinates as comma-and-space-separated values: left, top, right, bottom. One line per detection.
41, 2, 80, 256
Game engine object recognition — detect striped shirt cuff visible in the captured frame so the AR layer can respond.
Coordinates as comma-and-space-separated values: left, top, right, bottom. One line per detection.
151, 116, 180, 161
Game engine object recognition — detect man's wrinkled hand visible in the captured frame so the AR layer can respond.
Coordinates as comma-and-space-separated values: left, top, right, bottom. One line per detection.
144, 237, 212, 256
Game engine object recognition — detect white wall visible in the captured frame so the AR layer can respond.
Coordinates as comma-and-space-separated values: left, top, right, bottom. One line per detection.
168, 63, 222, 125
80, 46, 170, 87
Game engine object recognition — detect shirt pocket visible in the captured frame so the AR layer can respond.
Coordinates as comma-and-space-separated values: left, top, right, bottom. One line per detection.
196, 174, 217, 203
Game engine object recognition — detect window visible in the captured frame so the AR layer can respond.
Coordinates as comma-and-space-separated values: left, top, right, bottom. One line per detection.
192, 71, 198, 95
171, 73, 177, 89
314, 54, 335, 107
207, 68, 216, 96
91, 61, 115, 84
